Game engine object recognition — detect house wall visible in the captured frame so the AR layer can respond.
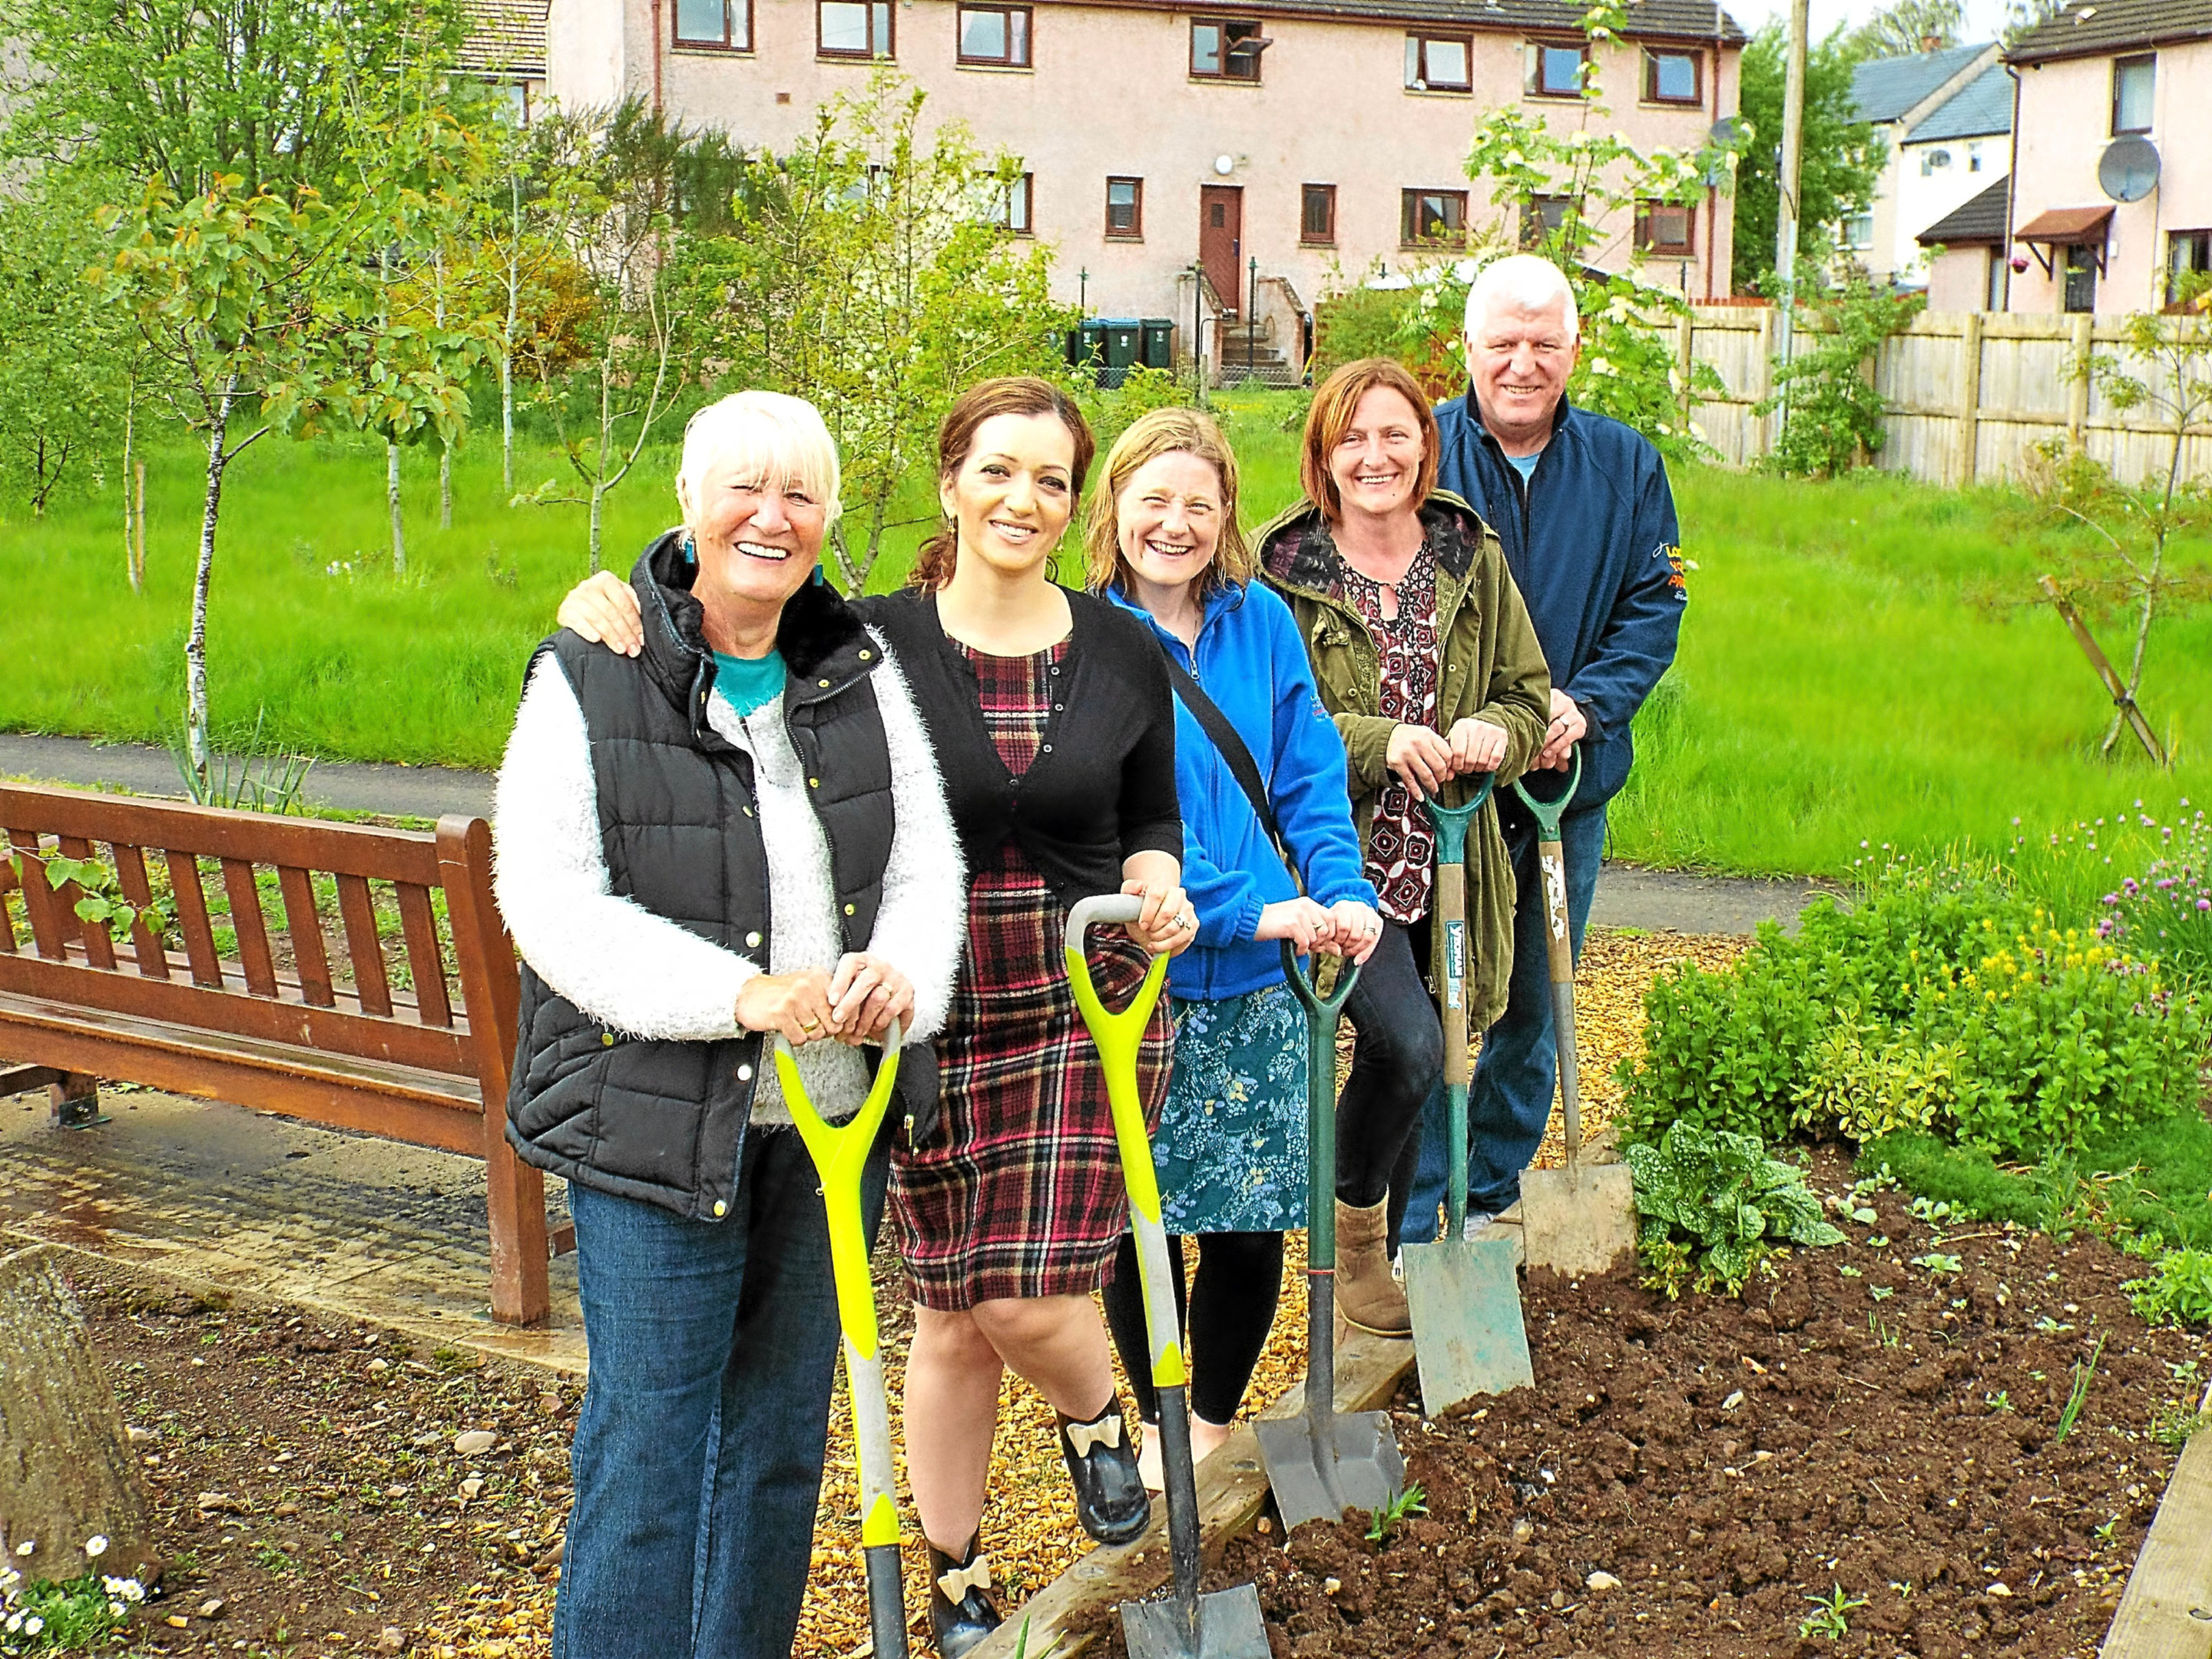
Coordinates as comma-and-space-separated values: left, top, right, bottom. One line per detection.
1894, 132, 2005, 282
546, 0, 1738, 327
1924, 242, 1995, 310
2008, 38, 2212, 313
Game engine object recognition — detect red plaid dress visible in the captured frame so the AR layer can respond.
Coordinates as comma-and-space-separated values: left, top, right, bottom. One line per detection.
891, 639, 1174, 1310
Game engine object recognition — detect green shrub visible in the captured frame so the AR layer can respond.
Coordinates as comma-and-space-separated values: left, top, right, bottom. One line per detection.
1626, 1121, 1844, 1297
1620, 857, 2209, 1162
2128, 1249, 2212, 1328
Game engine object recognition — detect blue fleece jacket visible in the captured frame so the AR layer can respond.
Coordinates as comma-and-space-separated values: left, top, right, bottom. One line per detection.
1433, 393, 1686, 809
1108, 580, 1377, 1002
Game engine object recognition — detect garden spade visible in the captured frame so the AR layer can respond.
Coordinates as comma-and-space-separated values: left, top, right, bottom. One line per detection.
1065, 895, 1270, 1659
772, 1022, 909, 1659
1402, 779, 1536, 1416
1253, 939, 1408, 1532
1512, 750, 1638, 1279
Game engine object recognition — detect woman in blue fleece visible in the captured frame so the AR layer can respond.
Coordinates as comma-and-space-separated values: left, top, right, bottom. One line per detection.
1087, 408, 1382, 1488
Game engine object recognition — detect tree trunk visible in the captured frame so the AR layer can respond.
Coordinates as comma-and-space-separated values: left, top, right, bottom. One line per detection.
501, 351, 515, 499
439, 439, 453, 531
186, 385, 233, 791
588, 484, 604, 574
122, 399, 136, 589
386, 441, 406, 576
0, 1247, 161, 1587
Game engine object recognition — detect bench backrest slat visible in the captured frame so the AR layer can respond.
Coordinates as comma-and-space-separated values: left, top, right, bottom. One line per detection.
394, 882, 452, 1028
8, 827, 68, 959
0, 854, 15, 955
164, 849, 224, 987
276, 865, 336, 1008
218, 856, 280, 998
335, 873, 395, 1016
111, 843, 173, 980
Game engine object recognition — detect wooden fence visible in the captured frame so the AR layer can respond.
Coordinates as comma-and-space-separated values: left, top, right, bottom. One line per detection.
1684, 307, 2212, 489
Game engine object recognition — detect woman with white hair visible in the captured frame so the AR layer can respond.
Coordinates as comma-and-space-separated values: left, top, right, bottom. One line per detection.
492, 389, 964, 1659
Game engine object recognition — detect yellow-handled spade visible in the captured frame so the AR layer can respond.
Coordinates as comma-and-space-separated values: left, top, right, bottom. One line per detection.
773, 1021, 909, 1659
1065, 894, 1270, 1659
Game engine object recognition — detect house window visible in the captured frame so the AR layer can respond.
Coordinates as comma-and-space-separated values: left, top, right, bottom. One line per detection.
1191, 18, 1267, 81
2170, 229, 2211, 304
958, 5, 1030, 66
1404, 32, 1472, 91
2112, 53, 2154, 134
2063, 243, 2098, 313
1842, 213, 1875, 250
1985, 247, 2008, 312
1644, 48, 1700, 104
1969, 146, 1983, 172
1106, 177, 1143, 238
1401, 188, 1468, 247
1919, 147, 1952, 176
1301, 183, 1336, 244
982, 172, 1033, 234
1526, 40, 1587, 98
819, 0, 892, 58
1636, 200, 1695, 256
676, 0, 750, 48
1519, 194, 1573, 249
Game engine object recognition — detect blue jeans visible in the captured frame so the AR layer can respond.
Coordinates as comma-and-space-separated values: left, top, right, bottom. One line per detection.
1400, 795, 1606, 1240
554, 1125, 889, 1659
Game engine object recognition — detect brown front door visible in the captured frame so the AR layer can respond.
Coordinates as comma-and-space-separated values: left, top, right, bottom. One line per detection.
1200, 185, 1243, 315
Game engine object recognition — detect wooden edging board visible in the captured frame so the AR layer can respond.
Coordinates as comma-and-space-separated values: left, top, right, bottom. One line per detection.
969, 1216, 1526, 1659
2101, 1378, 2212, 1659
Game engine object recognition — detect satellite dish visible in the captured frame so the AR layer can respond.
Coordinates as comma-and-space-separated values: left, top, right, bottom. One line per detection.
1702, 117, 1748, 185
2098, 136, 2160, 203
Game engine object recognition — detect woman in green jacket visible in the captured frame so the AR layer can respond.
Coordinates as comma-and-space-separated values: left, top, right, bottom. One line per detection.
1253, 356, 1549, 1335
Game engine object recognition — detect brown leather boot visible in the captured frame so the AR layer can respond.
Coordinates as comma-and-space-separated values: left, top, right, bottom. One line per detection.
1334, 1197, 1411, 1337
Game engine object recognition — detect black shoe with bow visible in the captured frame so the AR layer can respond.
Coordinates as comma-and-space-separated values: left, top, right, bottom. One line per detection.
926, 1532, 1001, 1658
1056, 1399, 1151, 1546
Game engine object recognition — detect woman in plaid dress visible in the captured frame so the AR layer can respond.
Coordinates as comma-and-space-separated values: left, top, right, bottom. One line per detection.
866, 378, 1194, 1657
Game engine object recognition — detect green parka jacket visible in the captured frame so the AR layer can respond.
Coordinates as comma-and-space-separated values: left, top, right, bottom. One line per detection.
1255, 489, 1551, 1030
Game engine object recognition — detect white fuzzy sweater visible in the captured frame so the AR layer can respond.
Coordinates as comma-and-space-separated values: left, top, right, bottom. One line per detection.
492, 637, 964, 1125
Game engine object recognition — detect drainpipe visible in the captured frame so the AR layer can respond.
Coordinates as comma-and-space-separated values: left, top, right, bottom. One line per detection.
2001, 62, 2021, 312
650, 0, 665, 111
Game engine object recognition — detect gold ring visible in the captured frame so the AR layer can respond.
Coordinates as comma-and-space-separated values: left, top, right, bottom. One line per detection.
800, 1019, 822, 1034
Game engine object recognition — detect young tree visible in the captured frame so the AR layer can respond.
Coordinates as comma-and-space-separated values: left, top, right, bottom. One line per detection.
2, 0, 464, 196
687, 75, 1074, 588
1733, 22, 1887, 294
2032, 281, 2212, 764
0, 171, 131, 518
519, 100, 702, 571
1754, 264, 1926, 476
1847, 0, 1965, 61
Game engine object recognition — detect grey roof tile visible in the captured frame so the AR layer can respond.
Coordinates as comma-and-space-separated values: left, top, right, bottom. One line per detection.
1850, 41, 1996, 121
1905, 63, 2014, 140
1915, 177, 2010, 243
2007, 0, 2212, 63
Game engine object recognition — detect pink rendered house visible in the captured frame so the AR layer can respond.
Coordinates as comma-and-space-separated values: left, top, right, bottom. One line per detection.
2005, 0, 2212, 314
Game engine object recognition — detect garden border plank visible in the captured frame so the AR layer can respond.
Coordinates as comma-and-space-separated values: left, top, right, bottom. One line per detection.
2101, 1378, 2212, 1659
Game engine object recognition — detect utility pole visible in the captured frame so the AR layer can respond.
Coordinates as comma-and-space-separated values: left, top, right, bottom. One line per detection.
1773, 0, 1810, 440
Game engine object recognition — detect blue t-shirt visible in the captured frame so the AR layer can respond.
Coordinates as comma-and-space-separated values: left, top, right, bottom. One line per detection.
711, 649, 786, 719
1507, 448, 1541, 484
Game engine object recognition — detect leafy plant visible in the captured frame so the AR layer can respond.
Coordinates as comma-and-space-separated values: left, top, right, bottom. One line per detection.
2055, 1336, 2107, 1441
1364, 1483, 1428, 1543
1797, 1582, 1866, 1641
2127, 1248, 2212, 1327
1626, 1121, 1844, 1297
1757, 268, 1926, 478
9, 851, 170, 942
0, 1570, 144, 1654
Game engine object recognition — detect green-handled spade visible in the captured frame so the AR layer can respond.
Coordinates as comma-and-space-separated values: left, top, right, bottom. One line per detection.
1065, 894, 1270, 1659
1511, 747, 1637, 1278
1253, 940, 1407, 1531
773, 1022, 909, 1659
1402, 777, 1535, 1416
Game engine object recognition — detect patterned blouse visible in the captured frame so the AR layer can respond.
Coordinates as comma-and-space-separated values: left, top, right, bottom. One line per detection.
1336, 540, 1441, 925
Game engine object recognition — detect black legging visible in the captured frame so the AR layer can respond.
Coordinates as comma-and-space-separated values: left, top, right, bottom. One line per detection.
1102, 1230, 1285, 1426
1337, 916, 1442, 1249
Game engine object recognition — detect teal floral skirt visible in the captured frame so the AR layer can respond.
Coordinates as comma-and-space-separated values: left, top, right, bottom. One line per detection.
1154, 982, 1310, 1235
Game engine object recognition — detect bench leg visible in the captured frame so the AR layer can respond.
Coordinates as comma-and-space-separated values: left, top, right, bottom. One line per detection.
49, 1073, 103, 1131
485, 1129, 551, 1327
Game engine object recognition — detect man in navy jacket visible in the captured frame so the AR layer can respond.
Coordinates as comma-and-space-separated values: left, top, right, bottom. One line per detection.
1402, 253, 1687, 1237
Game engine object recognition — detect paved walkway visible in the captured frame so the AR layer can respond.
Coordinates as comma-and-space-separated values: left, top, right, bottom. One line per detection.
2, 731, 1838, 935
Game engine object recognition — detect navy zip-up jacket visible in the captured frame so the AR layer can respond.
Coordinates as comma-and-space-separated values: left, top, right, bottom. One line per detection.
1432, 392, 1686, 810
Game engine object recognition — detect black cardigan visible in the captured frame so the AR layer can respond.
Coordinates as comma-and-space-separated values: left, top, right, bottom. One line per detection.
861, 586, 1182, 912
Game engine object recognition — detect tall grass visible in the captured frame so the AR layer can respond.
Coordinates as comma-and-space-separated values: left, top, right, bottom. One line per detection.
5, 400, 2208, 876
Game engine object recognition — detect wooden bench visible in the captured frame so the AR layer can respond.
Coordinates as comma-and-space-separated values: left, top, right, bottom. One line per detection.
0, 781, 554, 1326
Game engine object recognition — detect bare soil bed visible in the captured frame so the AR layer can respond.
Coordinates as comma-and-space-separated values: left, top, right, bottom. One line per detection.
1093, 1150, 2211, 1659
51, 1258, 575, 1657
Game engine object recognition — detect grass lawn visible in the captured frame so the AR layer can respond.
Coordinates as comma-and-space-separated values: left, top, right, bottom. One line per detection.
5, 393, 2208, 877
